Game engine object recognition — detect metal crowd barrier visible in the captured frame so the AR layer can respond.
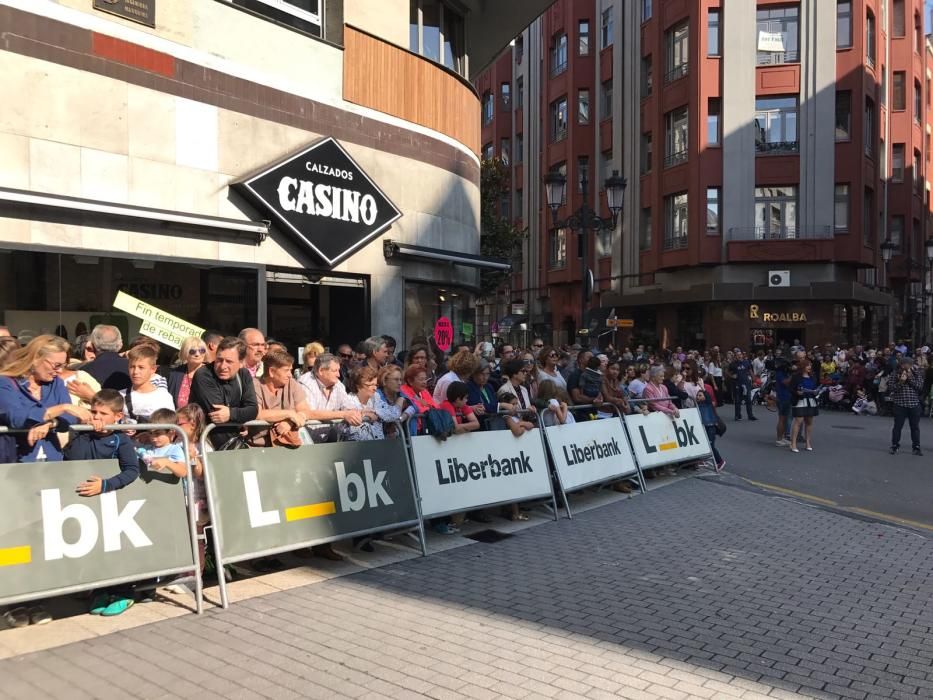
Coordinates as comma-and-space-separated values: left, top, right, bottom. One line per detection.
537, 403, 646, 518
200, 418, 425, 609
405, 408, 559, 522
0, 423, 202, 614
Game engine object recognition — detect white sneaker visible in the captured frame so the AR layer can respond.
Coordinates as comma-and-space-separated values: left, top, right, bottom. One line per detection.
775, 439, 789, 447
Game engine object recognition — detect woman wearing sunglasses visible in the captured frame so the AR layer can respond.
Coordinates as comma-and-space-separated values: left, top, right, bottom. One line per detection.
168, 336, 208, 409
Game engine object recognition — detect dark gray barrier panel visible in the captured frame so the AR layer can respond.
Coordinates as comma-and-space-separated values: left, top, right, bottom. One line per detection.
0, 424, 199, 611
539, 404, 645, 519
202, 421, 423, 609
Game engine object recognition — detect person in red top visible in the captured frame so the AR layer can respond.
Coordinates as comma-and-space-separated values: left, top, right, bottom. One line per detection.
439, 381, 480, 434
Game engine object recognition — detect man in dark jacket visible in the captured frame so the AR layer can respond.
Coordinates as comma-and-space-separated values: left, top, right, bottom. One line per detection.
190, 336, 259, 448
82, 324, 131, 391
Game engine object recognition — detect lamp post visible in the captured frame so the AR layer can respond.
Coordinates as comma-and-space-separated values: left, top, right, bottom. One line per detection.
881, 238, 898, 343
925, 237, 933, 345
544, 165, 626, 341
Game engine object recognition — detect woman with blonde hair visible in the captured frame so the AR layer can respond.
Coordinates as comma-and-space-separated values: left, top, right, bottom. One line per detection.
302, 341, 325, 373
167, 335, 208, 409
0, 335, 89, 462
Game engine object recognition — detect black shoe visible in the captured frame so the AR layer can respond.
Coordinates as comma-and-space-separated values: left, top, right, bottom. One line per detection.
890, 446, 899, 455
749, 416, 758, 421
913, 447, 923, 456
735, 416, 742, 421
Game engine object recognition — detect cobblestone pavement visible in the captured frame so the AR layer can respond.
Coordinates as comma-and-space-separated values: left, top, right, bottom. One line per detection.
3, 478, 933, 699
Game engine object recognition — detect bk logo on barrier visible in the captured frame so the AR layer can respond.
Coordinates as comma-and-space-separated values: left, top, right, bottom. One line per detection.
638, 419, 700, 454
243, 459, 393, 528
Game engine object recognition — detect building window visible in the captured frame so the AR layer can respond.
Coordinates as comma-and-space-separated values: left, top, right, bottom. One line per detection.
601, 79, 613, 119
915, 11, 923, 53
665, 21, 689, 83
597, 227, 612, 258
864, 98, 875, 156
482, 142, 494, 161
482, 91, 493, 125
409, 0, 465, 75
834, 184, 849, 233
708, 9, 721, 56
642, 0, 652, 22
881, 65, 887, 107
240, 0, 323, 37
890, 215, 904, 251
837, 1, 852, 48
756, 5, 799, 65
640, 207, 652, 250
550, 96, 568, 142
892, 144, 905, 181
515, 76, 523, 110
664, 192, 689, 249
880, 138, 886, 176
515, 35, 524, 64
893, 72, 906, 110
863, 188, 874, 247
500, 138, 511, 165
665, 106, 689, 167
641, 55, 653, 98
578, 89, 590, 125
500, 82, 511, 109
835, 91, 851, 141
866, 10, 876, 68
754, 186, 798, 239
551, 32, 568, 75
755, 96, 798, 153
893, 0, 905, 37
915, 80, 922, 123
579, 19, 590, 55
515, 189, 523, 219
602, 8, 614, 48
577, 155, 589, 193
641, 132, 653, 174
549, 228, 567, 268
708, 98, 721, 146
515, 133, 523, 163
914, 149, 922, 191
706, 187, 721, 234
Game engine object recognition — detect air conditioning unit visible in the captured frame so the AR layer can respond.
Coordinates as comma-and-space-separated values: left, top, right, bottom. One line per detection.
768, 270, 790, 287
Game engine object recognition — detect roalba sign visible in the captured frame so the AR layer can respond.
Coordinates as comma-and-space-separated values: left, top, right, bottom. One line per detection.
235, 137, 402, 267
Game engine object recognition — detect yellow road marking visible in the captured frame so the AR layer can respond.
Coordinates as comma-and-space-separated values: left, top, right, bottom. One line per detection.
0, 545, 31, 566
739, 478, 933, 531
285, 501, 336, 521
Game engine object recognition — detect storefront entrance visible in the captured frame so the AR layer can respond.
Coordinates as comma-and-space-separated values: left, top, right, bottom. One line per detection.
751, 327, 805, 349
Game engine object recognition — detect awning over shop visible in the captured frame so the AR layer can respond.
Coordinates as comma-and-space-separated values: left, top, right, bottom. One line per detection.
383, 240, 511, 271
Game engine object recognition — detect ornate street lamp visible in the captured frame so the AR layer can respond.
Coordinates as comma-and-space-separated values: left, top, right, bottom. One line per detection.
544, 166, 627, 338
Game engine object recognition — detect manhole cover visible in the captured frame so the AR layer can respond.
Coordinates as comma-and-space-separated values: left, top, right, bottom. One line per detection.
831, 425, 864, 430
464, 529, 514, 543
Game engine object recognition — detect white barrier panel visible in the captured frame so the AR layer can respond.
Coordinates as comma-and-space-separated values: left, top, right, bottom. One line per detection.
409, 430, 554, 519
544, 418, 639, 492
623, 408, 712, 469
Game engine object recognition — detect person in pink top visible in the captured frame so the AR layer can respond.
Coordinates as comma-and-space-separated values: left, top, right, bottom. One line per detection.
642, 365, 680, 419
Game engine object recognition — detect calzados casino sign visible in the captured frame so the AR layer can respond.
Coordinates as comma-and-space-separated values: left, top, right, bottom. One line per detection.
235, 137, 402, 267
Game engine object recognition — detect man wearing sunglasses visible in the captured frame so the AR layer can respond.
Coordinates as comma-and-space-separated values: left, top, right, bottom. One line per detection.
336, 343, 354, 384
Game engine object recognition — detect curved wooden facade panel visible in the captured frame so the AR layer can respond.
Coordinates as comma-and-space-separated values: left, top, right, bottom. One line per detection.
343, 26, 480, 157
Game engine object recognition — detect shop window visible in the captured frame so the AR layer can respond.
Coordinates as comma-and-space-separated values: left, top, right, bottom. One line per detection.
837, 1, 852, 48
754, 96, 798, 153
404, 282, 474, 347
756, 5, 799, 65
834, 184, 849, 233
234, 0, 322, 38
664, 192, 688, 250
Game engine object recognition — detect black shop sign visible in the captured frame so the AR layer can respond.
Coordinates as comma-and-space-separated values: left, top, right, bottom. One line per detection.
235, 137, 402, 267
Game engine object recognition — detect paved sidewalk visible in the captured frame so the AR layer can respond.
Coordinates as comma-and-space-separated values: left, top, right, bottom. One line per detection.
3, 478, 933, 699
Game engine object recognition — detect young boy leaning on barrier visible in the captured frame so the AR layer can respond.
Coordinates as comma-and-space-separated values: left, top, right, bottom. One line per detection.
64, 389, 142, 616
134, 408, 187, 479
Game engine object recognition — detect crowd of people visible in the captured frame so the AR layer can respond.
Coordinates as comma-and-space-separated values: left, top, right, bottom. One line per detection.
0, 321, 928, 626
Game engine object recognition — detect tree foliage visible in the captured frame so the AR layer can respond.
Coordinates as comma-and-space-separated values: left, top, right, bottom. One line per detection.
479, 158, 527, 296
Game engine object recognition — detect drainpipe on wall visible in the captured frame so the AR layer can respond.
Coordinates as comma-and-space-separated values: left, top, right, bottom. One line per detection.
884, 19, 893, 342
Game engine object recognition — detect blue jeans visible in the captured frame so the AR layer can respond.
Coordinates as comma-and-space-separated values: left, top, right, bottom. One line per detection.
705, 425, 723, 464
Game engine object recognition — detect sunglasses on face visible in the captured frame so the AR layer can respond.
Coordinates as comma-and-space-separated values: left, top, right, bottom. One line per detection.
339, 353, 352, 359
188, 347, 207, 356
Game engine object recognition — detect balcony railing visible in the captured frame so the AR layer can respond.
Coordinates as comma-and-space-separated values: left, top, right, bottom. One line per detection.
756, 140, 799, 154
663, 150, 688, 168
728, 226, 833, 241
756, 50, 799, 65
664, 63, 688, 84
663, 235, 689, 250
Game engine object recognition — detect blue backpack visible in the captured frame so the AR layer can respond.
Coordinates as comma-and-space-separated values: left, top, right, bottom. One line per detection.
424, 408, 455, 440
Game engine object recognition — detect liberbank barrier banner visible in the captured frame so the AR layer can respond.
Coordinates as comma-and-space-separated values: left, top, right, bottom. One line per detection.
623, 408, 712, 470
408, 430, 554, 519
0, 460, 193, 607
544, 417, 639, 492
204, 440, 420, 565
